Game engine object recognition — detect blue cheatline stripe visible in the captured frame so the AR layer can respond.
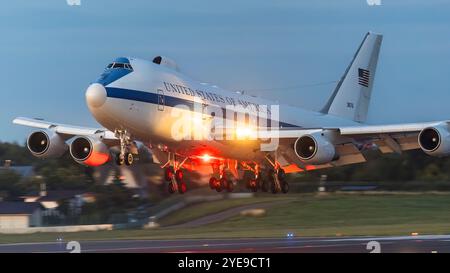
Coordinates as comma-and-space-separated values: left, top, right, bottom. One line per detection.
106, 87, 194, 108
105, 87, 301, 129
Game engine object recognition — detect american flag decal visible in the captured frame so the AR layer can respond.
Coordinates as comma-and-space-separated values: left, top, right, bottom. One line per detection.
358, 68, 370, 87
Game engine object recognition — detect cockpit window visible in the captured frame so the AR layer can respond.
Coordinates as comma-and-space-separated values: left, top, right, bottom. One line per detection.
113, 63, 125, 69
106, 62, 133, 71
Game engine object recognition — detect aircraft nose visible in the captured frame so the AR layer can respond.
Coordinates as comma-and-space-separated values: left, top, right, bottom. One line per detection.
85, 83, 107, 108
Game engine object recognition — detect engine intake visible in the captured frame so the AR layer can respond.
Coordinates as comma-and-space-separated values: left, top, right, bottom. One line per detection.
70, 136, 110, 166
294, 132, 336, 165
295, 135, 317, 160
418, 125, 450, 156
27, 130, 67, 158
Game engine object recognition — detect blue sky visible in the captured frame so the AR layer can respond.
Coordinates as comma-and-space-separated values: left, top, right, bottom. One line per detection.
1, 0, 450, 143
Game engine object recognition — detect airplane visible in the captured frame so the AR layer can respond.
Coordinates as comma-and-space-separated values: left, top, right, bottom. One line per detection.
13, 32, 450, 194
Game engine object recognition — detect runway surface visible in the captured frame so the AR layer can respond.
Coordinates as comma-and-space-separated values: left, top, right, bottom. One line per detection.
1, 235, 450, 253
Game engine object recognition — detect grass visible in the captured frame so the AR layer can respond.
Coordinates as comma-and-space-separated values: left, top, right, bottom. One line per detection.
2, 193, 450, 243
158, 196, 289, 226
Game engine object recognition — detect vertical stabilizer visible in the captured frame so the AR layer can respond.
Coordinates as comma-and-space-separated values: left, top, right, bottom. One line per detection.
321, 32, 383, 123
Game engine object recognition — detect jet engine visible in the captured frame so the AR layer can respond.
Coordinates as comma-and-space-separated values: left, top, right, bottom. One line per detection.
26, 130, 67, 158
418, 124, 450, 157
294, 132, 336, 165
69, 136, 110, 167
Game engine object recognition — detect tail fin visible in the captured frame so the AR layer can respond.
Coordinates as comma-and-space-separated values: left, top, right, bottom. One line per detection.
321, 32, 383, 123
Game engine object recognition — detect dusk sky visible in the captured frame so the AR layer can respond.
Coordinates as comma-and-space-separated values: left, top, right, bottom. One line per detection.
1, 0, 450, 143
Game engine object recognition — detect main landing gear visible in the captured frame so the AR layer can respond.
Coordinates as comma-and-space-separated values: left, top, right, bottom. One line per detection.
267, 166, 289, 194
241, 162, 262, 193
163, 152, 188, 194
208, 162, 234, 193
242, 159, 289, 194
115, 129, 136, 166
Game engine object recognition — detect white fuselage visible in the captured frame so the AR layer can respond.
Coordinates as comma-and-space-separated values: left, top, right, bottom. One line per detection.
86, 58, 360, 160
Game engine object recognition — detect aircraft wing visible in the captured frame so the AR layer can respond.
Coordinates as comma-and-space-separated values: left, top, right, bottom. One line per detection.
13, 117, 117, 141
333, 121, 449, 154
255, 120, 449, 172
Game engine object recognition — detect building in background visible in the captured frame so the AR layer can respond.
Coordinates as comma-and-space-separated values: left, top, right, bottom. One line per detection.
0, 202, 42, 229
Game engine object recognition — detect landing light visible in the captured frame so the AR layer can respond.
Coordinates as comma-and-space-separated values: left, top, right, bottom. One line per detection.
201, 154, 211, 162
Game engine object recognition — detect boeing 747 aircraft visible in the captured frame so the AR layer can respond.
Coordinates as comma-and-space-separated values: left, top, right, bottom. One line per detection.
13, 32, 449, 194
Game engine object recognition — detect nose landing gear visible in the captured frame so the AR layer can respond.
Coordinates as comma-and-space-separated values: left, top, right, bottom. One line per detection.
116, 152, 134, 166
114, 129, 137, 166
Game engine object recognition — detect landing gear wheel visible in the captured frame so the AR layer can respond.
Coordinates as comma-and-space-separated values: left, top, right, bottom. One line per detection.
209, 177, 217, 189
281, 181, 289, 194
268, 169, 279, 194
175, 170, 183, 182
277, 168, 288, 193
249, 179, 258, 192
125, 153, 134, 166
226, 180, 234, 192
178, 181, 187, 194
245, 179, 252, 190
168, 182, 176, 194
116, 154, 125, 166
220, 178, 233, 193
164, 166, 174, 182
215, 178, 223, 192
271, 181, 278, 194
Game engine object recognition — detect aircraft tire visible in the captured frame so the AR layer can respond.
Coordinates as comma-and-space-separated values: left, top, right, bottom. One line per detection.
178, 181, 187, 194
116, 154, 125, 166
164, 166, 174, 182
209, 177, 217, 189
168, 182, 176, 194
125, 153, 134, 166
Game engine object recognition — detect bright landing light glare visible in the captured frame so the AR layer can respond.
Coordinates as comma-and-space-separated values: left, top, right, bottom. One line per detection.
201, 154, 211, 162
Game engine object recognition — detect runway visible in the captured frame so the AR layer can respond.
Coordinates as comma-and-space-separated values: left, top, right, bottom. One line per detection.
1, 235, 450, 253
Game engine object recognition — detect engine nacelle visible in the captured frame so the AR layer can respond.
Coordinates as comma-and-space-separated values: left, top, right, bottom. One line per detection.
69, 136, 110, 167
294, 132, 336, 165
27, 130, 67, 158
418, 125, 450, 157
